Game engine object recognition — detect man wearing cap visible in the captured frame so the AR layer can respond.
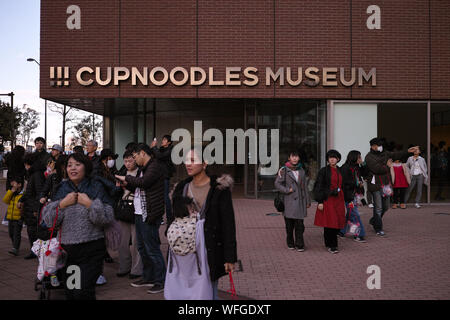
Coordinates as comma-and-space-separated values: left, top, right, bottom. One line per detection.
50, 144, 64, 161
365, 138, 418, 236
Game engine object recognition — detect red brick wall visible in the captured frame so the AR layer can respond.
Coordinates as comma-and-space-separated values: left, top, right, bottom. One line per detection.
40, 0, 450, 101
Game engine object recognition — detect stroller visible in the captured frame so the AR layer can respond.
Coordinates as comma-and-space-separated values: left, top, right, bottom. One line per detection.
32, 205, 66, 300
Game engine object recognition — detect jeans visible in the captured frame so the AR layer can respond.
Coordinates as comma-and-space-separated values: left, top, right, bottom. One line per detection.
164, 179, 173, 222
284, 217, 305, 248
370, 191, 390, 232
340, 201, 366, 237
135, 214, 166, 285
8, 219, 23, 250
404, 174, 424, 203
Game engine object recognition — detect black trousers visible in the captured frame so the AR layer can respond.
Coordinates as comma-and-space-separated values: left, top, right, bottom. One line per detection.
26, 223, 37, 250
62, 238, 106, 300
8, 220, 23, 250
324, 227, 339, 249
284, 217, 305, 248
393, 188, 406, 204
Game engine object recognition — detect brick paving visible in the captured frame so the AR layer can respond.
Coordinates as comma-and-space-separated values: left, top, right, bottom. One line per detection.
0, 178, 449, 300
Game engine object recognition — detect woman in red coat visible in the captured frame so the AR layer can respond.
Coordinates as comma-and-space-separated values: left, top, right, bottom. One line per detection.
313, 150, 348, 254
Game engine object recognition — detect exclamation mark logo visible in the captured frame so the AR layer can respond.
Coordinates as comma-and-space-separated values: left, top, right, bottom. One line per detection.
50, 66, 70, 86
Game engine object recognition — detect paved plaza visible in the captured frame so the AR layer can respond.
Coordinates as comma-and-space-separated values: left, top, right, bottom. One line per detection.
0, 179, 449, 300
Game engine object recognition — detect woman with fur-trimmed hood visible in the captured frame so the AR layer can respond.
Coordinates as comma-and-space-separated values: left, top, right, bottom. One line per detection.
164, 148, 237, 300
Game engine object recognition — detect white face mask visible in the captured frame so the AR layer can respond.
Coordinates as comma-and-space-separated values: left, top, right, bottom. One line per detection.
377, 146, 383, 152
107, 159, 115, 168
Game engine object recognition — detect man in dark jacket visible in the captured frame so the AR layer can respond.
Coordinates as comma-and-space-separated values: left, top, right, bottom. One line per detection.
86, 140, 101, 176
115, 143, 166, 294
168, 147, 237, 299
34, 137, 51, 169
18, 153, 45, 259
151, 135, 175, 223
365, 138, 418, 236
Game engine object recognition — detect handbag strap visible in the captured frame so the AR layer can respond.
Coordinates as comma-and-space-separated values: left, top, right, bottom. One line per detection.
227, 271, 237, 298
45, 206, 60, 255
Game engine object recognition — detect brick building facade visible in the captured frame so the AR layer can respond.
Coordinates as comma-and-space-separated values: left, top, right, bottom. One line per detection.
40, 0, 450, 202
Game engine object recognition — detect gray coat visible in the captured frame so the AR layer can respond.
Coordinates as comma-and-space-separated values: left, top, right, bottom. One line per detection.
274, 167, 311, 219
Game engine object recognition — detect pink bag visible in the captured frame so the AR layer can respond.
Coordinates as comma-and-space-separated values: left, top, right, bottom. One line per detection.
104, 219, 122, 251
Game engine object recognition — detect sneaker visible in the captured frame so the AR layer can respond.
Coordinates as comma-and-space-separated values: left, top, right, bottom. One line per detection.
354, 236, 366, 243
400, 203, 406, 209
287, 245, 295, 250
1, 220, 8, 226
295, 247, 305, 252
392, 203, 398, 209
8, 248, 18, 256
131, 279, 154, 288
376, 231, 386, 237
147, 284, 164, 294
96, 275, 107, 285
328, 247, 339, 254
368, 204, 374, 208
415, 203, 421, 209
338, 232, 345, 238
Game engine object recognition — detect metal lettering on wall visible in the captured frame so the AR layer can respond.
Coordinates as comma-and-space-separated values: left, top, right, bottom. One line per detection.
50, 66, 376, 88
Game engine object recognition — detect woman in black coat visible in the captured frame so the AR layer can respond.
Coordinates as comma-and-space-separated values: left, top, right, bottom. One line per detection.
165, 148, 237, 300
5, 146, 26, 191
339, 150, 369, 242
18, 153, 45, 259
39, 154, 68, 203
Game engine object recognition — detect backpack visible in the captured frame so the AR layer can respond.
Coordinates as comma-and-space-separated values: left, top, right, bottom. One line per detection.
167, 214, 197, 256
167, 183, 202, 256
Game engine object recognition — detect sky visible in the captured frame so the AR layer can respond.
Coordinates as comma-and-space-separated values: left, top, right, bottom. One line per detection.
0, 0, 99, 149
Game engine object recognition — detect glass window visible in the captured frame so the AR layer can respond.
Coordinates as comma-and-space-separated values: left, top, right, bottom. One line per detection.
431, 103, 450, 202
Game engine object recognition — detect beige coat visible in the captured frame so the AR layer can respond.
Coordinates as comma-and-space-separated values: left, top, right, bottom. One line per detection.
390, 163, 411, 185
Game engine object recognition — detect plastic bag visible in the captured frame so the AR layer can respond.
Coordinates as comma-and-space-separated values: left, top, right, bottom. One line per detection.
32, 238, 68, 280
381, 184, 393, 198
345, 221, 361, 237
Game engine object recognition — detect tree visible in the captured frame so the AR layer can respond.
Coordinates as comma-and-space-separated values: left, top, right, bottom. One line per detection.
0, 101, 21, 146
48, 103, 77, 149
70, 114, 103, 148
18, 105, 40, 147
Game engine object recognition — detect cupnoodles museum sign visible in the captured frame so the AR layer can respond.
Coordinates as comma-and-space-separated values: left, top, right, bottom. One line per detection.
49, 66, 376, 88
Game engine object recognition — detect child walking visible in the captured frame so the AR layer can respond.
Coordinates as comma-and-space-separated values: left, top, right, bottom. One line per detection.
2, 177, 24, 256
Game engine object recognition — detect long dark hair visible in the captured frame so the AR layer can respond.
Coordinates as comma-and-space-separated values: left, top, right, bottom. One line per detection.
172, 195, 194, 219
7, 146, 25, 166
345, 150, 361, 166
55, 154, 68, 179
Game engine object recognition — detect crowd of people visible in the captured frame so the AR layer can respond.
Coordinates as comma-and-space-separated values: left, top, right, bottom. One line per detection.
275, 138, 422, 254
0, 133, 445, 299
1, 137, 238, 300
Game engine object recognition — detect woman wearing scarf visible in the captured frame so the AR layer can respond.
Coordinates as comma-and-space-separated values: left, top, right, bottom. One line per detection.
275, 151, 311, 252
